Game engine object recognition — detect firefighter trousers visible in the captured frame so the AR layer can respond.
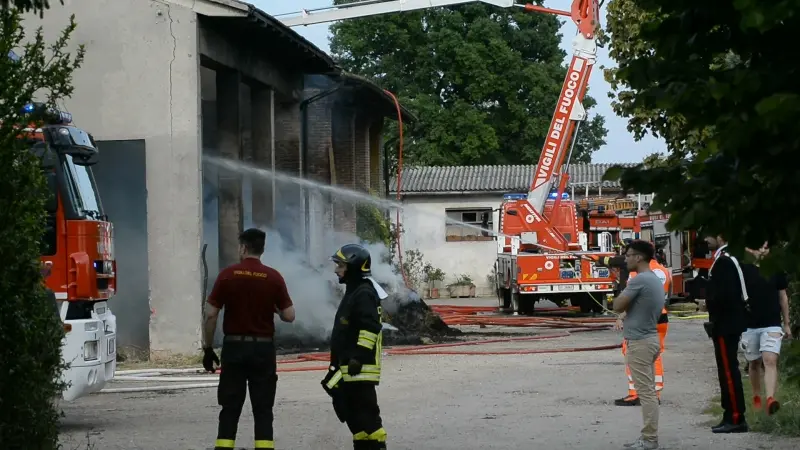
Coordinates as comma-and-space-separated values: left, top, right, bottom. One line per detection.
713, 333, 746, 425
214, 339, 277, 449
342, 383, 387, 450
623, 323, 668, 399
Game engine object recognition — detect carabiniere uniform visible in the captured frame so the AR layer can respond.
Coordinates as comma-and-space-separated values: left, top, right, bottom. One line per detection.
323, 244, 388, 450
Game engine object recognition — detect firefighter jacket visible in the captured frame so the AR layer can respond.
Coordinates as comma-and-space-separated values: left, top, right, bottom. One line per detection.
329, 278, 384, 384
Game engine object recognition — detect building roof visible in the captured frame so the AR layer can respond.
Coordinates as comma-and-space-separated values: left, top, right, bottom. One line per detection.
328, 72, 417, 123
389, 163, 637, 195
198, 0, 339, 74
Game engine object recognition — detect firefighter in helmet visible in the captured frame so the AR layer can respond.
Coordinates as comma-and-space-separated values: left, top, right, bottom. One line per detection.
322, 244, 388, 450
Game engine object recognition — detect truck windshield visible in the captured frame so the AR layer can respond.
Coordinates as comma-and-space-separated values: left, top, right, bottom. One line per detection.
63, 154, 103, 220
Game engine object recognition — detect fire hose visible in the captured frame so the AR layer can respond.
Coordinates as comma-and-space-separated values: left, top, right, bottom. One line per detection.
104, 306, 620, 394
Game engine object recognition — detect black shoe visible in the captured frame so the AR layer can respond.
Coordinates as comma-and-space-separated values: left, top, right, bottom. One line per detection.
614, 396, 641, 406
712, 422, 749, 433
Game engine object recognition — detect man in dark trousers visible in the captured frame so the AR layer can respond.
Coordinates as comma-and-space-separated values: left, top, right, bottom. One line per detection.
705, 235, 749, 433
202, 228, 296, 450
323, 244, 388, 450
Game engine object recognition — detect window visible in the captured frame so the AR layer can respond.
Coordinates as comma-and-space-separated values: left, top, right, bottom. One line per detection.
63, 155, 103, 220
445, 208, 493, 242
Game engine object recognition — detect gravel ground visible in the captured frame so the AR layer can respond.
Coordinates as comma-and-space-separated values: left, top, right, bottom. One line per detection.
58, 301, 800, 450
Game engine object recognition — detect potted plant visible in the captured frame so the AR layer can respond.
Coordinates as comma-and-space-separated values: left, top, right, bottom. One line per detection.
423, 264, 445, 299
447, 274, 476, 298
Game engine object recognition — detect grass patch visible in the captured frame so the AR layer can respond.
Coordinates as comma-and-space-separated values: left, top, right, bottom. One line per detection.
704, 341, 800, 437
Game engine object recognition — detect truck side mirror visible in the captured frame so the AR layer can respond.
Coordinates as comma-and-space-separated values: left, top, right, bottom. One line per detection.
44, 172, 58, 213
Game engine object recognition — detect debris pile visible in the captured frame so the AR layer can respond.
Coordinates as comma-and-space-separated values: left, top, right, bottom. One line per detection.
381, 290, 463, 346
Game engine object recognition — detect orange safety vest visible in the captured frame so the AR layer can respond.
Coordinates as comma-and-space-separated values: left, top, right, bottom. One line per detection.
629, 259, 670, 315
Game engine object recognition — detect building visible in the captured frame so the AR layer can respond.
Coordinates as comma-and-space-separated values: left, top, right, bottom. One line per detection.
25, 0, 412, 357
388, 164, 636, 296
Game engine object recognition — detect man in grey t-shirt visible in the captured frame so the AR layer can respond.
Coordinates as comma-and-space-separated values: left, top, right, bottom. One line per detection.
612, 240, 665, 450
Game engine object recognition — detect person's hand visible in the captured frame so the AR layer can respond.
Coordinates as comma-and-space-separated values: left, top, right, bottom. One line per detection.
203, 347, 220, 373
614, 318, 623, 331
784, 323, 793, 340
347, 359, 363, 375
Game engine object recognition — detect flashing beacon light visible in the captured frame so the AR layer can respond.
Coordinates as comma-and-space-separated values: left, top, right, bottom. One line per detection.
503, 193, 527, 201
548, 192, 570, 200
20, 102, 73, 124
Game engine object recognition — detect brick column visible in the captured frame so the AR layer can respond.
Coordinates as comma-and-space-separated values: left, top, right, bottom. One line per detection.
251, 85, 274, 229
273, 99, 302, 250
369, 118, 385, 196
216, 69, 242, 269
332, 104, 356, 234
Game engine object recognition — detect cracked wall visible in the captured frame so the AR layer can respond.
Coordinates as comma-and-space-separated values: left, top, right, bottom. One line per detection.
24, 0, 204, 356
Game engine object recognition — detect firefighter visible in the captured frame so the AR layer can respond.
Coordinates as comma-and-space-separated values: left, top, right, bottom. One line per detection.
322, 244, 388, 450
202, 228, 297, 450
614, 247, 671, 406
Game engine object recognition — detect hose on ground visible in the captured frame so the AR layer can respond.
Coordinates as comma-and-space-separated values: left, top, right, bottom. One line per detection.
103, 329, 621, 394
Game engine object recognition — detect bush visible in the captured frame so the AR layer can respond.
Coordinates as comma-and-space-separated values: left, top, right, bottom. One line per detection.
0, 8, 85, 449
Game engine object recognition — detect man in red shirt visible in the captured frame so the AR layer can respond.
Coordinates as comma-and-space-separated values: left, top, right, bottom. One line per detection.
202, 228, 296, 450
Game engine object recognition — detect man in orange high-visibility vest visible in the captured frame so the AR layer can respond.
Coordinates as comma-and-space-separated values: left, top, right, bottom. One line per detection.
615, 258, 670, 406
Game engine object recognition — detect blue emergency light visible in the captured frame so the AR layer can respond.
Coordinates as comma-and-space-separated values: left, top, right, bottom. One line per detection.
548, 192, 570, 200
503, 193, 527, 200
20, 102, 73, 124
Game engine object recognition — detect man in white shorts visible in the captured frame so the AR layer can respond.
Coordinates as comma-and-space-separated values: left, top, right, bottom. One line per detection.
740, 244, 792, 415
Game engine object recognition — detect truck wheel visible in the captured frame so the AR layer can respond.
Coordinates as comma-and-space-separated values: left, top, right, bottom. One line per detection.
498, 288, 512, 310
512, 293, 535, 315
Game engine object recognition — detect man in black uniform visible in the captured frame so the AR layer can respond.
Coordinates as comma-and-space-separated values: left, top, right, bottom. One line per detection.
323, 244, 388, 450
202, 228, 297, 449
704, 235, 749, 433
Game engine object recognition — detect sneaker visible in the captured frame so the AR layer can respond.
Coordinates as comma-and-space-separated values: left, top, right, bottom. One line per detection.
623, 438, 658, 449
615, 396, 641, 406
767, 397, 780, 416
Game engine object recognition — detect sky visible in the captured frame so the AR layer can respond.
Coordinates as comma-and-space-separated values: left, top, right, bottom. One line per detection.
257, 0, 666, 164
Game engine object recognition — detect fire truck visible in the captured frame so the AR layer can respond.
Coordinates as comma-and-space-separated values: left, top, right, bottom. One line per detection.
23, 102, 118, 401
638, 212, 712, 303
278, 1, 615, 313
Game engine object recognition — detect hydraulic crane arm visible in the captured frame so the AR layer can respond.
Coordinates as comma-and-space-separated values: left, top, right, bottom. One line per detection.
276, 0, 516, 27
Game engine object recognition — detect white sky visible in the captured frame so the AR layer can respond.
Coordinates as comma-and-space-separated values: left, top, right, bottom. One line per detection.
257, 0, 665, 163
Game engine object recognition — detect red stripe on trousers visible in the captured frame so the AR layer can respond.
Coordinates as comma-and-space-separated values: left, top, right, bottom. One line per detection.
717, 336, 741, 424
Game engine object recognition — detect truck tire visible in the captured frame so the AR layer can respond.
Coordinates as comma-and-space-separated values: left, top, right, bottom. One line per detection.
512, 293, 535, 315
574, 293, 603, 314
498, 288, 512, 310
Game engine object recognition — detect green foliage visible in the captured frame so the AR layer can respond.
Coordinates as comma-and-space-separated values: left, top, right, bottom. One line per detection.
329, 0, 608, 166
0, 8, 84, 448
356, 201, 393, 249
0, 0, 59, 18
600, 0, 800, 274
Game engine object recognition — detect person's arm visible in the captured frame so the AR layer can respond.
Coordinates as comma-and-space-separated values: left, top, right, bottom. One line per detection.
273, 272, 295, 323
776, 273, 792, 338
350, 290, 383, 363
613, 276, 642, 314
203, 272, 226, 349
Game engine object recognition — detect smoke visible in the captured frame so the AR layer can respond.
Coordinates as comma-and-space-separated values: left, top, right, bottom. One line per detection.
202, 162, 411, 345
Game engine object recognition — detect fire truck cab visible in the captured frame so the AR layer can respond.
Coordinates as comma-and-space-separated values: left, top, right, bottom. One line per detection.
27, 103, 118, 401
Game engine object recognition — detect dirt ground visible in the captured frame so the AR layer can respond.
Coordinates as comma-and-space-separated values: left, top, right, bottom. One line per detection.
59, 299, 800, 450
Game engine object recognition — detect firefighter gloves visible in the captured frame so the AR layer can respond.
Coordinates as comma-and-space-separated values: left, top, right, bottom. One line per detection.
348, 358, 363, 375
203, 347, 220, 373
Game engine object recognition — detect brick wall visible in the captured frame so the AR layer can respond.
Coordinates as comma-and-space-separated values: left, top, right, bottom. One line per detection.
273, 98, 303, 250
332, 102, 357, 234
369, 118, 385, 195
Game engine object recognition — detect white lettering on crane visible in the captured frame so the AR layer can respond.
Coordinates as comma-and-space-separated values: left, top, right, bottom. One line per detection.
533, 57, 586, 190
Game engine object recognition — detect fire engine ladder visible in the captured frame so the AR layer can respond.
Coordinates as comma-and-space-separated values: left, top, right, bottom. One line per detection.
275, 0, 517, 27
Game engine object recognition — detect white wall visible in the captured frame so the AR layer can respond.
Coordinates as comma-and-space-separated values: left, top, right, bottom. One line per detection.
25, 0, 203, 355
396, 194, 500, 295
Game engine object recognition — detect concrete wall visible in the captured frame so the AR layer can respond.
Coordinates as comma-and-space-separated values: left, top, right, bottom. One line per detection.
25, 0, 203, 355
396, 194, 501, 295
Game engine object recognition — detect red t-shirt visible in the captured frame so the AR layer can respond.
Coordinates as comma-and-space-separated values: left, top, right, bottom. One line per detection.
207, 258, 293, 337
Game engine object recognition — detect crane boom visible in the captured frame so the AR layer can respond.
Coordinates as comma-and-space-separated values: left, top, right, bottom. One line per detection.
276, 0, 516, 27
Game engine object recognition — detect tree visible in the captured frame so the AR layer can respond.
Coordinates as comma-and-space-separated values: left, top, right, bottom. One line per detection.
1, 0, 61, 17
0, 8, 84, 448
601, 0, 800, 274
329, 0, 608, 166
